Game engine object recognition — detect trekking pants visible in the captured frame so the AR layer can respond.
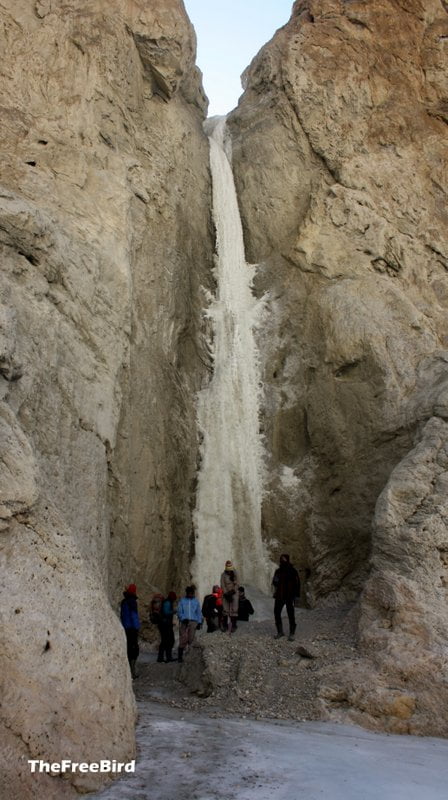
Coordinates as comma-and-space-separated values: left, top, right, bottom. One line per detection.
125, 628, 139, 662
179, 620, 197, 649
274, 598, 296, 634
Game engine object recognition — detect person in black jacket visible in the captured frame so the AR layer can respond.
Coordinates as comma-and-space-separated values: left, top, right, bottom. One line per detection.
157, 591, 177, 663
237, 586, 254, 622
202, 590, 219, 632
271, 554, 300, 641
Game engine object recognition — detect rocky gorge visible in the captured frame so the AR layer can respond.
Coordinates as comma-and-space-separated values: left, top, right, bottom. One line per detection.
0, 0, 447, 798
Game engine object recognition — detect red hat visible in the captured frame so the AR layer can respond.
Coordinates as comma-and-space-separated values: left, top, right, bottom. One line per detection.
126, 584, 137, 595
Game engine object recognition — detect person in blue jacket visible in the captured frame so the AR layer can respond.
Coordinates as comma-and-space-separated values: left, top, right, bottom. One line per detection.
176, 585, 202, 663
120, 583, 140, 678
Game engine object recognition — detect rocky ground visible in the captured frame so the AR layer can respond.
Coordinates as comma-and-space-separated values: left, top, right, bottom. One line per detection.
137, 601, 360, 722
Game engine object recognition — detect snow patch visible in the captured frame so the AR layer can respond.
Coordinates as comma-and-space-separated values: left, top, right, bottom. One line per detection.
280, 465, 301, 490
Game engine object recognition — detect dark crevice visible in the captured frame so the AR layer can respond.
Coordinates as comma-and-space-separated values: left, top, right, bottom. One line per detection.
18, 250, 39, 266
334, 360, 361, 378
346, 17, 371, 31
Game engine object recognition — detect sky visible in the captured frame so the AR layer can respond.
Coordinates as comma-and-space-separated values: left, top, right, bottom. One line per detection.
183, 0, 294, 116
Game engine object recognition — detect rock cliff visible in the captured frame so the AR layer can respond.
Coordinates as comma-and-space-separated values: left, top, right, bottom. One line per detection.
0, 1, 212, 796
229, 0, 448, 733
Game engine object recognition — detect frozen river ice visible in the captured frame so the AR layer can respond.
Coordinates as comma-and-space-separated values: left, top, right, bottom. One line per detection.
92, 699, 448, 800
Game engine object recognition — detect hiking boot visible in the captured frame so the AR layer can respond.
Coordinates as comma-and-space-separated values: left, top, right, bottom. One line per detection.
287, 634, 295, 642
274, 632, 284, 639
156, 657, 164, 663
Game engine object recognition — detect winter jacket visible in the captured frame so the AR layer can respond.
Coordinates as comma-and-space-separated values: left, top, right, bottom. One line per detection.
220, 570, 239, 599
177, 596, 202, 624
214, 587, 223, 607
272, 563, 300, 602
120, 593, 140, 630
237, 597, 255, 621
202, 594, 218, 618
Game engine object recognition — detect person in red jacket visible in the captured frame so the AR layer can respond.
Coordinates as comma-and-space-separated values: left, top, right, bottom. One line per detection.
213, 584, 224, 630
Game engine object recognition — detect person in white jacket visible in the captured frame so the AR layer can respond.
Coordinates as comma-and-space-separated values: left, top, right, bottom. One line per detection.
176, 585, 202, 662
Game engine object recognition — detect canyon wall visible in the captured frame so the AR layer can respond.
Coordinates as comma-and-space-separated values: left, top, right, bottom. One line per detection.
229, 0, 448, 733
0, 1, 212, 797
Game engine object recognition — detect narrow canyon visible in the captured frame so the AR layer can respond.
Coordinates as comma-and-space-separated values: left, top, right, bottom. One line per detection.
0, 1, 447, 797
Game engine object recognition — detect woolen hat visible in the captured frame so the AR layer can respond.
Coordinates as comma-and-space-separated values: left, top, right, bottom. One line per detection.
126, 583, 137, 595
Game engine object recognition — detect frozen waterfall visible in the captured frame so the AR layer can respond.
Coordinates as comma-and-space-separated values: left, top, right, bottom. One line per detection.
192, 117, 272, 599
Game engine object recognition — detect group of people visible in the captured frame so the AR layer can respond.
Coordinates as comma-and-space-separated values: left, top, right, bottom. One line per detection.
201, 561, 255, 633
120, 554, 300, 679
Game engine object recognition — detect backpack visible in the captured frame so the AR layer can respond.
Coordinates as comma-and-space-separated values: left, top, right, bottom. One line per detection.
162, 598, 174, 618
149, 593, 164, 624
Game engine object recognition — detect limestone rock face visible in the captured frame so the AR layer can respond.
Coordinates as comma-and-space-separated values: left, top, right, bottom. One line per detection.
357, 416, 448, 734
321, 417, 448, 735
229, 0, 448, 592
229, 0, 448, 732
0, 0, 211, 796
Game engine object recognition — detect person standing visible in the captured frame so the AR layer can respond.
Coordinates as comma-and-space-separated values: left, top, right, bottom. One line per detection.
120, 583, 140, 679
202, 587, 219, 632
272, 554, 300, 641
176, 586, 202, 662
220, 560, 239, 633
213, 584, 224, 629
237, 586, 255, 621
157, 591, 177, 663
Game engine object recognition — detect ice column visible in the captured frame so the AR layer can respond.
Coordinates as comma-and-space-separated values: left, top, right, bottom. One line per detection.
192, 117, 271, 598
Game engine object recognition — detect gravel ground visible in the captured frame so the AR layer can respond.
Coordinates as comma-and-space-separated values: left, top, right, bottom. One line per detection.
136, 603, 360, 722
